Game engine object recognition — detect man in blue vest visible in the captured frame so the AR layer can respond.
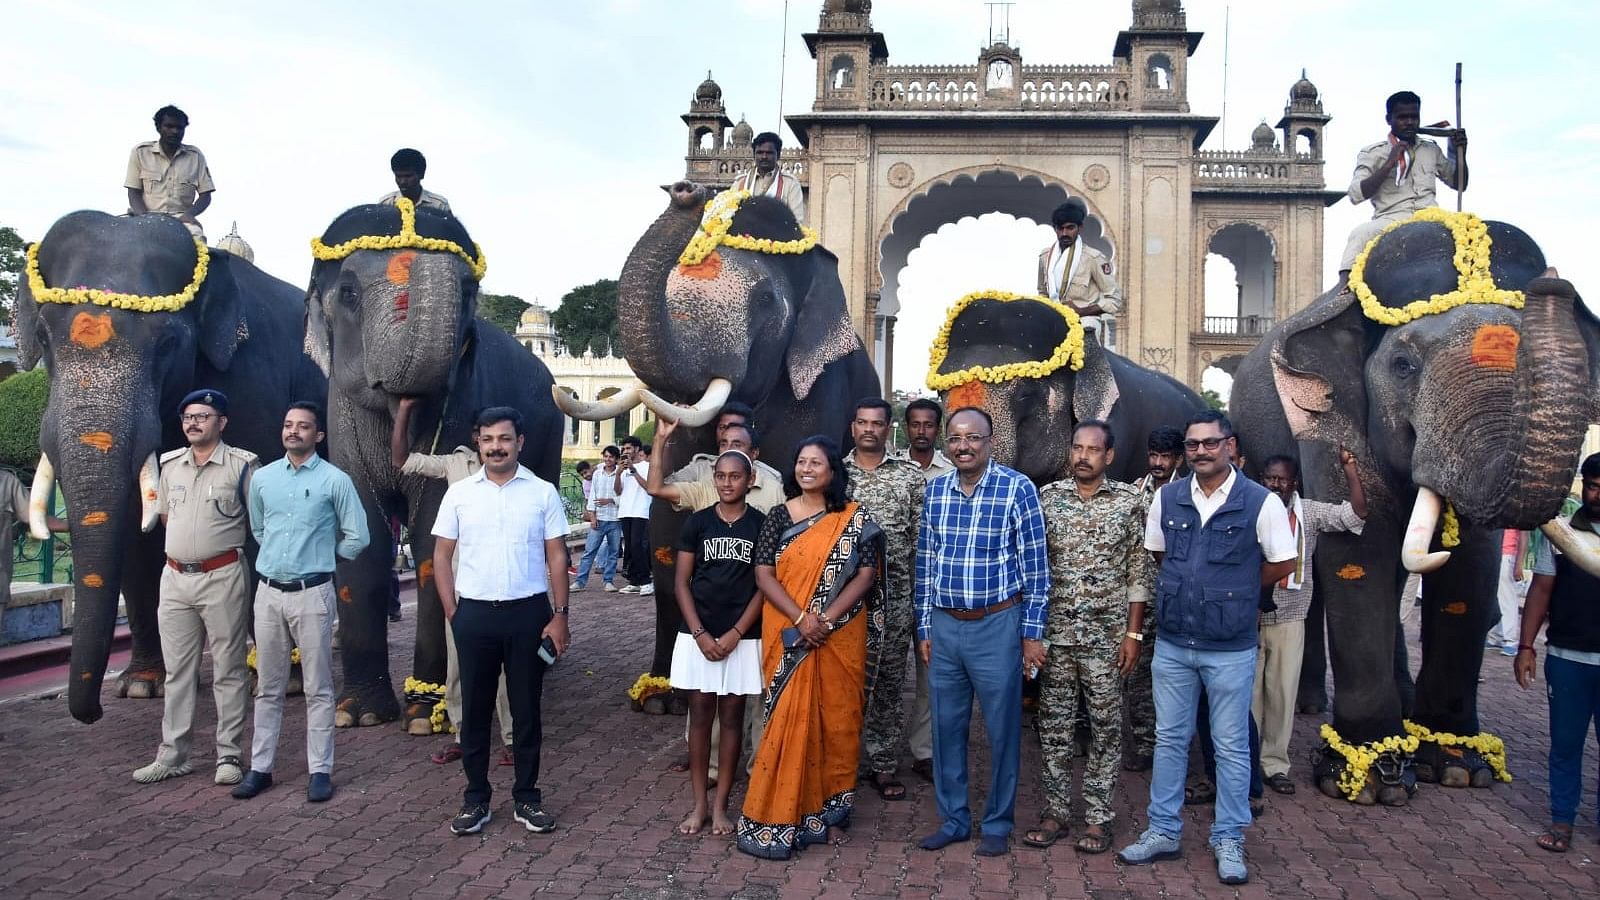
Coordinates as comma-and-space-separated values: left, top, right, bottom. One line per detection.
1514, 452, 1600, 854
1117, 410, 1296, 885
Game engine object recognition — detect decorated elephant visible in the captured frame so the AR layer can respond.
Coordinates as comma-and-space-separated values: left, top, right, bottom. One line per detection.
303, 199, 564, 732
14, 211, 326, 724
926, 290, 1205, 486
556, 183, 879, 682
1230, 209, 1600, 804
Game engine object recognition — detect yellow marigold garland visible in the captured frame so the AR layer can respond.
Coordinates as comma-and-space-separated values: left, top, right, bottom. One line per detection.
678, 189, 819, 267
1440, 503, 1461, 548
311, 196, 487, 280
245, 646, 301, 668
628, 673, 673, 703
403, 676, 452, 735
1319, 722, 1420, 800
1404, 720, 1512, 783
1349, 208, 1523, 326
26, 236, 209, 313
926, 289, 1086, 392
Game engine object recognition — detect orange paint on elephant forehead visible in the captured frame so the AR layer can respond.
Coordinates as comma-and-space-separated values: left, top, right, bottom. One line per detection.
82, 573, 104, 588
947, 381, 988, 411
69, 312, 115, 349
386, 251, 417, 285
1470, 325, 1519, 370
79, 432, 114, 453
678, 251, 723, 281
81, 511, 109, 526
1335, 564, 1365, 580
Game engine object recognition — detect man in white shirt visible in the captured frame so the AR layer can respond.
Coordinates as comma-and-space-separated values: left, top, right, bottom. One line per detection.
616, 436, 654, 595
380, 147, 452, 214
572, 445, 624, 591
1036, 198, 1121, 342
730, 131, 805, 223
433, 407, 570, 836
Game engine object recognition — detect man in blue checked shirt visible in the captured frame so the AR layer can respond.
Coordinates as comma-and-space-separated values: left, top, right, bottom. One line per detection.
913, 407, 1050, 858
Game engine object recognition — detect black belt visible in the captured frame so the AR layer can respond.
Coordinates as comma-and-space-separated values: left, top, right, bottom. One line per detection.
260, 573, 333, 592
461, 592, 547, 608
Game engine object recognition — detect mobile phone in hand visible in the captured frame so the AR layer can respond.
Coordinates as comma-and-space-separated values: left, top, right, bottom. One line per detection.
538, 636, 559, 665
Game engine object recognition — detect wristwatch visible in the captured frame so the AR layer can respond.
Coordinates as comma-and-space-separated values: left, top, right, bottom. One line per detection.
552, 605, 570, 616
1125, 631, 1144, 642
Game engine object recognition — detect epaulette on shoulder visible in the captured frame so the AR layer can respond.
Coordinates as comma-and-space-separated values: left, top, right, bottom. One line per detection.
225, 446, 261, 466
1359, 139, 1389, 153
158, 447, 189, 464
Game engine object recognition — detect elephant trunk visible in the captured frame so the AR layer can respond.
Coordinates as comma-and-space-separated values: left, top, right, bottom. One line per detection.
617, 183, 709, 398
1495, 273, 1594, 527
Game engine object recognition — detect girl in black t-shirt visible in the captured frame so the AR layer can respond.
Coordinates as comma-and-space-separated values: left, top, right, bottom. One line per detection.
670, 451, 766, 837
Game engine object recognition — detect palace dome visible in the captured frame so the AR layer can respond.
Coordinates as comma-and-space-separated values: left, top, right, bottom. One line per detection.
213, 222, 254, 263
694, 71, 722, 104
1251, 121, 1276, 150
730, 115, 753, 148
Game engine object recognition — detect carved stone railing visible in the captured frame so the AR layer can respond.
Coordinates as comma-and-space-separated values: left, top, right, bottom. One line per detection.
1199, 315, 1275, 337
866, 62, 1132, 111
1193, 150, 1300, 183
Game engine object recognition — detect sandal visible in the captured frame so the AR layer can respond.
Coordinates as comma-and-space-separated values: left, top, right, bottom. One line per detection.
1266, 773, 1296, 795
430, 743, 463, 765
1074, 826, 1113, 855
1536, 824, 1572, 853
1021, 818, 1068, 848
1184, 777, 1216, 805
869, 772, 907, 801
910, 758, 935, 783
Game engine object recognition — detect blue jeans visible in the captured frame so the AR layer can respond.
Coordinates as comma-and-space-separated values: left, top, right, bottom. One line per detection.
576, 519, 620, 586
1545, 653, 1600, 826
1198, 689, 1264, 799
928, 604, 1022, 840
1149, 639, 1257, 843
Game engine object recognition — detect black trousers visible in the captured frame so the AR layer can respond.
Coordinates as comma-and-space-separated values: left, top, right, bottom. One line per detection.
452, 595, 551, 806
622, 517, 651, 584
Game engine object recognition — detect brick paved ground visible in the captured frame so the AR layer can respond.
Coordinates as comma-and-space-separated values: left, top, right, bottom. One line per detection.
0, 588, 1596, 899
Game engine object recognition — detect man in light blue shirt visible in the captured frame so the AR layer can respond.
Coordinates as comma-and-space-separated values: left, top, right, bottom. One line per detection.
235, 401, 369, 803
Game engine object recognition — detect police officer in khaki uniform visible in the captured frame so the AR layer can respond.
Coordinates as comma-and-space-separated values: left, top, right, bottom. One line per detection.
133, 389, 259, 787
124, 105, 215, 238
1037, 198, 1122, 344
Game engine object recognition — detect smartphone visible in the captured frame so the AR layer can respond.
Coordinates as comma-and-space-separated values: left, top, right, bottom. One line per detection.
780, 627, 805, 651
537, 635, 559, 665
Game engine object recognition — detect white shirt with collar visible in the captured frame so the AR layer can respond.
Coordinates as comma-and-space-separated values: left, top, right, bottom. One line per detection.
1143, 467, 1297, 563
618, 460, 652, 518
432, 465, 569, 600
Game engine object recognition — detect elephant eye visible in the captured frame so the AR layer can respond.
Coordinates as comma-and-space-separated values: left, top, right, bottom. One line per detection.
1391, 354, 1417, 378
338, 283, 359, 307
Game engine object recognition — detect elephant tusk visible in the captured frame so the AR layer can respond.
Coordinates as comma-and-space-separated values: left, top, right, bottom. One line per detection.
551, 383, 644, 421
638, 378, 732, 429
1539, 516, 1600, 580
139, 451, 161, 533
28, 454, 54, 541
1401, 486, 1452, 573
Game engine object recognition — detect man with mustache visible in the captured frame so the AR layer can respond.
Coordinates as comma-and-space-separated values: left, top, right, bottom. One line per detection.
124, 104, 214, 237
132, 389, 257, 787
1024, 420, 1153, 854
730, 131, 805, 223
1118, 410, 1295, 885
236, 401, 369, 803
1037, 197, 1121, 344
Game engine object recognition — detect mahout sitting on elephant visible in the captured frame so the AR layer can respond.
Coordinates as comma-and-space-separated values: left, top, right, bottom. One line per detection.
556, 182, 880, 688
304, 198, 564, 732
926, 289, 1205, 487
1231, 209, 1600, 804
14, 211, 326, 724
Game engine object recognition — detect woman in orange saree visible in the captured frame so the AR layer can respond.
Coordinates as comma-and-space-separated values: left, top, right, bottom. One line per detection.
736, 436, 883, 860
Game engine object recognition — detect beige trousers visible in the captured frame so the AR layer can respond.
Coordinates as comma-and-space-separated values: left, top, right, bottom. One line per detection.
154, 560, 252, 767
250, 581, 336, 775
445, 617, 513, 747
1252, 619, 1307, 778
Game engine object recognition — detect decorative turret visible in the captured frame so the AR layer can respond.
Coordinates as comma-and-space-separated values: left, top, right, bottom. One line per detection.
682, 70, 733, 155
1131, 0, 1186, 30
213, 221, 254, 263
730, 115, 754, 149
1115, 0, 1200, 112
1277, 69, 1330, 158
1251, 120, 1277, 152
807, 0, 887, 112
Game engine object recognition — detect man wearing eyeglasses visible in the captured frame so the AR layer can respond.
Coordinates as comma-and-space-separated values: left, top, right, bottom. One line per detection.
914, 407, 1050, 858
133, 389, 259, 788
1118, 410, 1295, 885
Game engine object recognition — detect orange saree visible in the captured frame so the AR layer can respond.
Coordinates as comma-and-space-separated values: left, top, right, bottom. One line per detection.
735, 502, 883, 859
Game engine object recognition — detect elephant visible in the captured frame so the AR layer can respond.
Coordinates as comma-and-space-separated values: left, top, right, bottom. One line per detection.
14, 211, 326, 724
303, 201, 564, 732
1230, 214, 1600, 804
556, 182, 880, 681
927, 292, 1206, 486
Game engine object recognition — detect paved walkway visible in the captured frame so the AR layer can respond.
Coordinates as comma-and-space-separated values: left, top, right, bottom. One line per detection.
0, 588, 1596, 899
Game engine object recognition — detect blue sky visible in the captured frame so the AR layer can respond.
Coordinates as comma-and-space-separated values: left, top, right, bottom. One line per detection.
3, 1, 1595, 392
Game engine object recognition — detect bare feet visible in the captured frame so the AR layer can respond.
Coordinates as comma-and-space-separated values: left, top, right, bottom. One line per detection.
678, 804, 709, 835
710, 811, 736, 835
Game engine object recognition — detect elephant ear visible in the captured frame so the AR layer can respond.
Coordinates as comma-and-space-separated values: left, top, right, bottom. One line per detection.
1072, 333, 1120, 423
1270, 288, 1368, 448
303, 260, 338, 376
786, 246, 858, 400
195, 249, 247, 371
13, 261, 43, 370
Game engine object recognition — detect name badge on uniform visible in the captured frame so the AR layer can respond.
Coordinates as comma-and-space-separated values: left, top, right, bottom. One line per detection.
168, 485, 187, 507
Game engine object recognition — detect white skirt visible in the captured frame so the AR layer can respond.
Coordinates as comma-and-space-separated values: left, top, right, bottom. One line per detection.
669, 632, 763, 696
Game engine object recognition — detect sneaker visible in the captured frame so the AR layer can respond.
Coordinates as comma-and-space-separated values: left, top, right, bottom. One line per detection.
1211, 837, 1249, 885
1116, 829, 1182, 865
603, 583, 619, 593
132, 760, 193, 784
214, 756, 244, 785
567, 565, 578, 576
639, 583, 655, 596
513, 801, 556, 833
569, 580, 585, 591
1500, 644, 1518, 658
451, 803, 492, 835
619, 584, 641, 594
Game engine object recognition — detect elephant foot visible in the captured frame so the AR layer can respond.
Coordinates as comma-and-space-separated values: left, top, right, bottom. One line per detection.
117, 668, 165, 699
668, 690, 690, 716
638, 693, 672, 715
402, 701, 440, 736
1416, 743, 1495, 789
1312, 744, 1411, 806
333, 687, 401, 728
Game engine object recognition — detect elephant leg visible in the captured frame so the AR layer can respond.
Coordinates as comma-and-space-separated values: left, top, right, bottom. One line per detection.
333, 500, 401, 728
1411, 527, 1500, 789
1296, 583, 1329, 714
404, 485, 449, 736
117, 527, 167, 700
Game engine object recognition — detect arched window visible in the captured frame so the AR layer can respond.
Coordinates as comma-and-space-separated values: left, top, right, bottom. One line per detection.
1147, 53, 1173, 91
1203, 223, 1277, 334
1295, 128, 1318, 156
830, 55, 855, 90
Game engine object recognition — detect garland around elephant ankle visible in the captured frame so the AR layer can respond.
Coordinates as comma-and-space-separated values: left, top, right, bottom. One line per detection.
26, 236, 209, 312
1318, 723, 1420, 800
1403, 720, 1512, 783
678, 189, 819, 267
1349, 208, 1523, 326
310, 196, 487, 280
628, 673, 672, 703
925, 289, 1086, 391
402, 676, 452, 734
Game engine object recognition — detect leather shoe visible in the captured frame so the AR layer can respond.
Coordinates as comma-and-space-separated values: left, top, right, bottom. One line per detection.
307, 772, 334, 803
231, 770, 273, 800
917, 828, 970, 851
976, 835, 1010, 857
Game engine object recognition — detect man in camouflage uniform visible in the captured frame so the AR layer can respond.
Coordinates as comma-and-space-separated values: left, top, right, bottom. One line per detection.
847, 397, 925, 800
1123, 425, 1184, 770
1024, 420, 1153, 853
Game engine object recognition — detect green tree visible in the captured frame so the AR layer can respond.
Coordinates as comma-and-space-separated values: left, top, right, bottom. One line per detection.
1201, 388, 1227, 412
0, 224, 26, 328
0, 367, 48, 468
477, 292, 530, 336
551, 279, 619, 356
